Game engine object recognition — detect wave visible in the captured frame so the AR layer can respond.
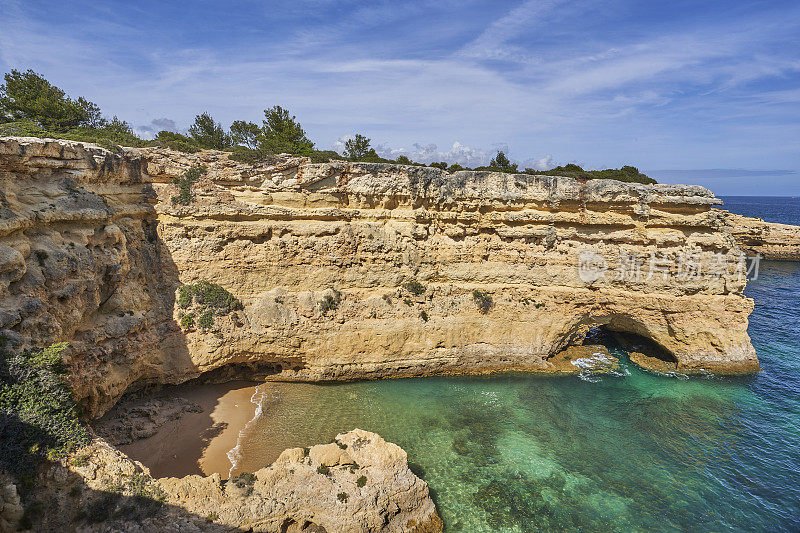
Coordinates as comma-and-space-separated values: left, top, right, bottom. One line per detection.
225, 383, 277, 478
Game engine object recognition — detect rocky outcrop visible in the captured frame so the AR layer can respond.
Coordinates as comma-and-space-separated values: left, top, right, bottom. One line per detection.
719, 210, 800, 260
21, 429, 441, 532
1, 137, 761, 417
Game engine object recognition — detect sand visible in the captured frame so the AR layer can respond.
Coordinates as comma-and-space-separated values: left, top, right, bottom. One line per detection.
116, 381, 261, 479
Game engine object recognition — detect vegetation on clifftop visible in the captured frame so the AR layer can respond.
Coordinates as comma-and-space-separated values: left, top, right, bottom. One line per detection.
0, 68, 657, 184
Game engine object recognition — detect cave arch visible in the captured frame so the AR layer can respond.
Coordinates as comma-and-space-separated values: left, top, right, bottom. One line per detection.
564, 313, 679, 370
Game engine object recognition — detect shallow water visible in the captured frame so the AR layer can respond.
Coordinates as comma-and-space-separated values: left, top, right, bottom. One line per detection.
226, 265, 800, 531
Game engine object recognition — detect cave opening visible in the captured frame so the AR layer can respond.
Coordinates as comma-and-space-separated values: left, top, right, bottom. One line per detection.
582, 325, 679, 367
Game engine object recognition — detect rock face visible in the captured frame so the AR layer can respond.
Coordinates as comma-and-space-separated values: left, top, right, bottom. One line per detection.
24, 430, 441, 532
720, 210, 800, 260
161, 429, 442, 532
1, 137, 762, 416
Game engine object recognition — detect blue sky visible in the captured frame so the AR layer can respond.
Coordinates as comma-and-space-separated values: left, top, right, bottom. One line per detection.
1, 0, 799, 195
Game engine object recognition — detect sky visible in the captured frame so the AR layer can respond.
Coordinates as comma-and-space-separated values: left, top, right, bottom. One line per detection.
1, 0, 799, 195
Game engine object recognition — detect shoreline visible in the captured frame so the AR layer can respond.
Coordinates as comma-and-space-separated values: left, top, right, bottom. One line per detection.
105, 381, 262, 479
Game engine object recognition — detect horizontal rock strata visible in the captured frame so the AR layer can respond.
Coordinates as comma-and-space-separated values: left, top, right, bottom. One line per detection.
720, 210, 800, 260
0, 137, 762, 417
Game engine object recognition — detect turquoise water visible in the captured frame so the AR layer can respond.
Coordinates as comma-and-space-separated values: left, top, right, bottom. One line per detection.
236, 259, 800, 532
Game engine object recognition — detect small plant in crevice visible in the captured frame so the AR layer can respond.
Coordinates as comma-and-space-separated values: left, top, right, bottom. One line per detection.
473, 290, 493, 314
521, 297, 544, 309
356, 475, 367, 487
171, 165, 206, 205
317, 465, 331, 476
403, 298, 412, 306
337, 492, 348, 503
230, 472, 256, 496
335, 439, 347, 449
319, 289, 342, 315
420, 311, 429, 322
403, 279, 426, 296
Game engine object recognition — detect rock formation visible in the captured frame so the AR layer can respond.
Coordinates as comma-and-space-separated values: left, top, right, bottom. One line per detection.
16, 430, 441, 532
720, 210, 800, 260
0, 136, 764, 418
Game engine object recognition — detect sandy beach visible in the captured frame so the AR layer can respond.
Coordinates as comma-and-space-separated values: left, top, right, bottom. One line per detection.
113, 381, 261, 479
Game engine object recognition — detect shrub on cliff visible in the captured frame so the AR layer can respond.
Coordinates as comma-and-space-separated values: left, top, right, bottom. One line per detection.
403, 280, 426, 296
150, 130, 203, 153
525, 163, 657, 184
178, 280, 243, 314
171, 165, 206, 205
473, 290, 493, 314
0, 343, 89, 480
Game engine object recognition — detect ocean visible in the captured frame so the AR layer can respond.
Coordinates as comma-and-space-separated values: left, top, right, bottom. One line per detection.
220, 197, 800, 531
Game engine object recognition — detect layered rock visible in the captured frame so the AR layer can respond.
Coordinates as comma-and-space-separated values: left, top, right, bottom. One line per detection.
1, 137, 761, 417
19, 430, 441, 532
719, 210, 800, 260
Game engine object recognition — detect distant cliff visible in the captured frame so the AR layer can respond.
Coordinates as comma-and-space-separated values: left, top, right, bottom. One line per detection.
720, 210, 800, 260
1, 137, 761, 417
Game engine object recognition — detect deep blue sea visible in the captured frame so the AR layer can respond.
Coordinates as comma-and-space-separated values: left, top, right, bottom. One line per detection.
231, 197, 800, 532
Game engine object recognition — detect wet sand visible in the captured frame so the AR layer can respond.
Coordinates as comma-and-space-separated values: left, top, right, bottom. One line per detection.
116, 381, 261, 479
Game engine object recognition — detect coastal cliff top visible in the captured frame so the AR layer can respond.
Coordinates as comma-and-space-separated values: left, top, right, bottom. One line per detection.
1, 136, 720, 207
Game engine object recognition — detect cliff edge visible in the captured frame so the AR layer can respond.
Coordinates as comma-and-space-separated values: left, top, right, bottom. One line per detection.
0, 137, 762, 417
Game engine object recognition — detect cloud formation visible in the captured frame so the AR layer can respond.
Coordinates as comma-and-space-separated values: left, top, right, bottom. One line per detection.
0, 0, 798, 193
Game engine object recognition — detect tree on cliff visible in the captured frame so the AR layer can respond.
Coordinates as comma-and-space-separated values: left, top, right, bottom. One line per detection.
488, 151, 518, 173
0, 69, 105, 132
189, 112, 231, 149
230, 120, 261, 149
258, 105, 315, 155
344, 134, 371, 160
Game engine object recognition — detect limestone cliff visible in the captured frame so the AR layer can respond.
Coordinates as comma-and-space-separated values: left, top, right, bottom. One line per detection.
719, 210, 800, 260
17, 429, 441, 532
1, 137, 761, 417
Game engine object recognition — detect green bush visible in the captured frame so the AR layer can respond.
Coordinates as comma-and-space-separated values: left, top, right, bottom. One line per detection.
309, 149, 342, 163
180, 312, 195, 329
171, 165, 206, 205
356, 475, 367, 487
197, 310, 214, 331
228, 145, 274, 165
473, 290, 493, 314
0, 343, 90, 479
420, 311, 429, 322
149, 130, 202, 153
337, 492, 348, 503
319, 290, 342, 315
317, 465, 330, 476
525, 163, 656, 184
403, 280, 426, 296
